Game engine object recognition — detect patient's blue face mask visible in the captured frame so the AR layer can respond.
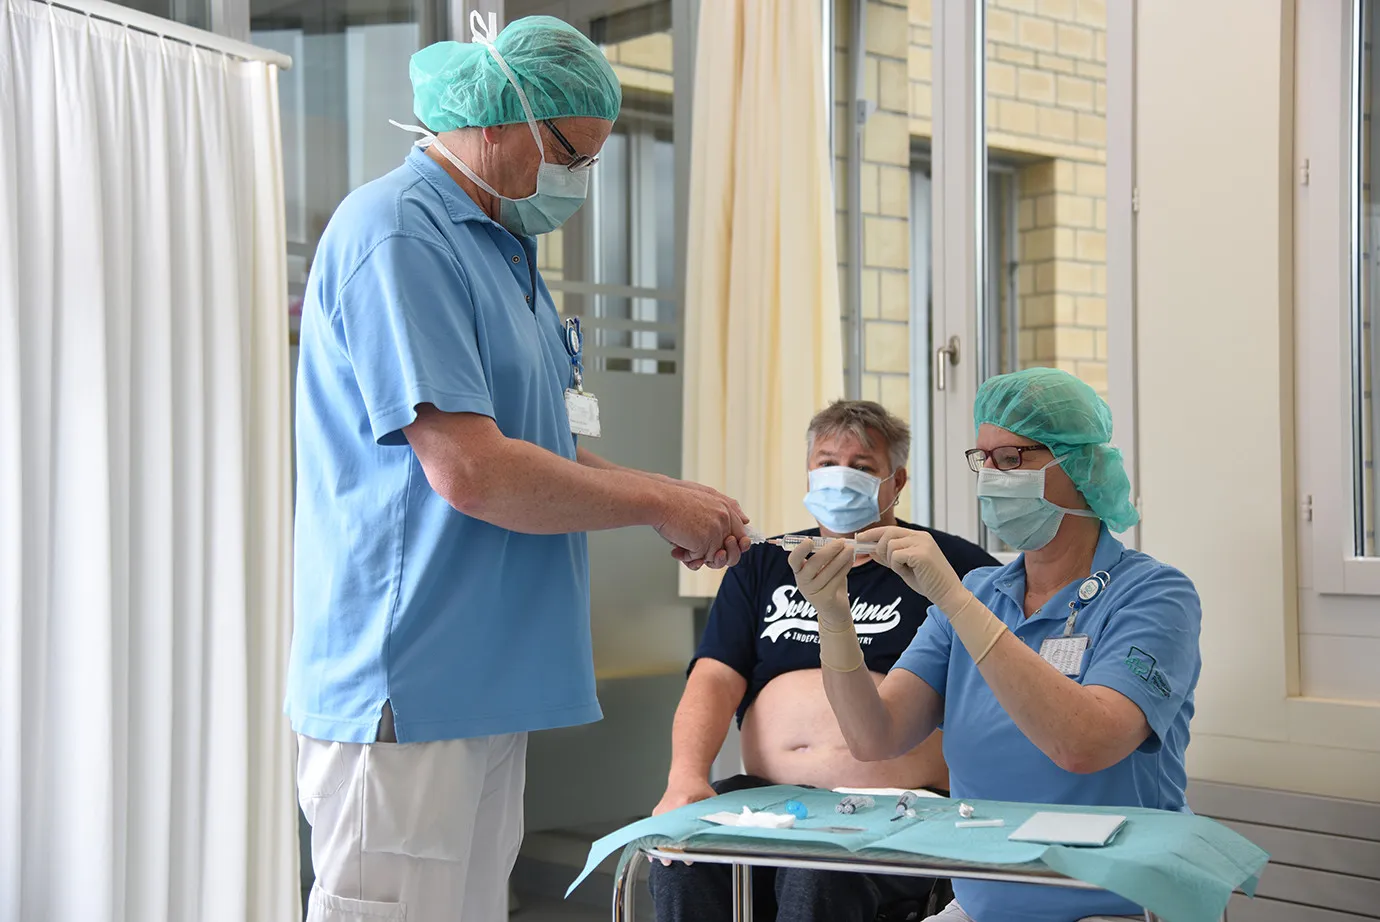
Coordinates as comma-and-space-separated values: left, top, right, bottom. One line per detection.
804, 466, 895, 534
977, 456, 1097, 551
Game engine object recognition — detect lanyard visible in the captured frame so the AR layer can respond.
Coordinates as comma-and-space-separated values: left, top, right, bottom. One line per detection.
1062, 568, 1113, 637
563, 316, 585, 392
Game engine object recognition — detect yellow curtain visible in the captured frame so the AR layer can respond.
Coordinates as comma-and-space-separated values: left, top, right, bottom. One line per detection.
680, 0, 845, 597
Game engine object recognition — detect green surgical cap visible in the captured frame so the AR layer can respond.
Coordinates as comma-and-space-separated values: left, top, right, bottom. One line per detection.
410, 16, 622, 132
975, 367, 1139, 532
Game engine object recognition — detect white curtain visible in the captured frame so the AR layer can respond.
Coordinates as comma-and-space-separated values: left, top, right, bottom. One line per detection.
679, 0, 845, 597
0, 2, 297, 921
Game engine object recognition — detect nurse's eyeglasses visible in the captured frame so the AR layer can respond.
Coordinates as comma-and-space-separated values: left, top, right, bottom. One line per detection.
543, 121, 598, 172
965, 445, 1049, 473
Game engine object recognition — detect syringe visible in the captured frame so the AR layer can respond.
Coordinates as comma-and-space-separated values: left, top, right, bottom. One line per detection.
764, 534, 878, 555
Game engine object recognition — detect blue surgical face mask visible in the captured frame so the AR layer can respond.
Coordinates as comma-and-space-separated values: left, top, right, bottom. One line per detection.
804, 466, 895, 535
976, 456, 1098, 551
430, 135, 588, 237
390, 120, 589, 237
389, 24, 590, 237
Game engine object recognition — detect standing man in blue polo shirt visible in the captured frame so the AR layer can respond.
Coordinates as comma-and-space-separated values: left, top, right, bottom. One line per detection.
286, 16, 750, 922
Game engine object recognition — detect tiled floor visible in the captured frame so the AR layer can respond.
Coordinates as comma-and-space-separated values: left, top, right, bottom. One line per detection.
510, 877, 654, 922
510, 825, 656, 922
510, 895, 612, 922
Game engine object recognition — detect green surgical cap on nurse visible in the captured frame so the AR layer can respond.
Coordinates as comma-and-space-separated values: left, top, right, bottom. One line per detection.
410, 16, 622, 132
975, 367, 1140, 532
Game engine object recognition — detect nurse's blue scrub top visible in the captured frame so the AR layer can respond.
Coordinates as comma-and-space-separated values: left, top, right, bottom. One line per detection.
285, 147, 600, 744
894, 526, 1202, 922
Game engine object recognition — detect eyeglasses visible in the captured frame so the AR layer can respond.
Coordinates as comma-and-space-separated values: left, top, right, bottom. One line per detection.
965, 445, 1049, 473
543, 121, 598, 172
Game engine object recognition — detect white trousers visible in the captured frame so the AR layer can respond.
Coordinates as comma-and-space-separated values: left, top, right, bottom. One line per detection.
297, 731, 527, 922
925, 900, 1141, 921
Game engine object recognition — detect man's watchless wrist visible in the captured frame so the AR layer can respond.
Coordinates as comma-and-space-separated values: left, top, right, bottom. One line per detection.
667, 765, 709, 787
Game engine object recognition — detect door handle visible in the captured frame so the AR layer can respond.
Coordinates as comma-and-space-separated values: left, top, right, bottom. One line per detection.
934, 336, 960, 391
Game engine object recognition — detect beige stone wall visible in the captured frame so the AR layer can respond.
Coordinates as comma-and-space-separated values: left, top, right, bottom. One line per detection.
1016, 159, 1108, 392
601, 32, 675, 94
536, 224, 564, 314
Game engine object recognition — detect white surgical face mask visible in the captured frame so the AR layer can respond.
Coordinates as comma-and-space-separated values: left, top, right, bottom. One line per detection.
976, 456, 1097, 551
390, 14, 590, 237
803, 466, 895, 535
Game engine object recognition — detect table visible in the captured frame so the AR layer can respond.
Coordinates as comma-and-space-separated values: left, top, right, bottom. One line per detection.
611, 845, 1172, 922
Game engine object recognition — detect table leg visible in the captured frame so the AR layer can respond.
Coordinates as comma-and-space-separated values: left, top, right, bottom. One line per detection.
612, 853, 640, 921
731, 862, 753, 922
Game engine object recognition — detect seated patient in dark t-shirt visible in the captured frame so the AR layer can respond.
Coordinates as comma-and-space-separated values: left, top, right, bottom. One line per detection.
649, 400, 997, 922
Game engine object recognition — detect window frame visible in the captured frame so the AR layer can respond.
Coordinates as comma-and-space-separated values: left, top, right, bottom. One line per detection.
910, 158, 934, 527
1297, 0, 1380, 596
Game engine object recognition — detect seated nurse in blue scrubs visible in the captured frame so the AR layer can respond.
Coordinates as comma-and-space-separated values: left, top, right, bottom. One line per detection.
787, 367, 1202, 922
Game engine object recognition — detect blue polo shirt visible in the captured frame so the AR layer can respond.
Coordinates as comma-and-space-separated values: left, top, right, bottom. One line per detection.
286, 146, 600, 744
895, 527, 1202, 922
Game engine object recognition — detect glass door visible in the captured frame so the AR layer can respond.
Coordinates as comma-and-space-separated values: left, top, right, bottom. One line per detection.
918, 0, 1127, 553
976, 0, 1116, 554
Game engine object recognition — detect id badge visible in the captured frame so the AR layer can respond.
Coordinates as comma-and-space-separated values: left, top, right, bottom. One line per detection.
564, 388, 601, 437
1039, 634, 1089, 676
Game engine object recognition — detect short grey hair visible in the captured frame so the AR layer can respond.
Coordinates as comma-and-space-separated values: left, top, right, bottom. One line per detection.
806, 400, 911, 472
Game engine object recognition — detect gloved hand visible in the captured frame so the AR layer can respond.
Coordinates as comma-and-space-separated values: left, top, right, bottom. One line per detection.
787, 539, 863, 671
857, 526, 968, 613
857, 526, 1008, 665
786, 539, 854, 629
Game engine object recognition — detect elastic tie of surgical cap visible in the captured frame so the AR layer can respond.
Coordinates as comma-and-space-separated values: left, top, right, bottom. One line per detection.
467, 11, 548, 161
388, 12, 555, 198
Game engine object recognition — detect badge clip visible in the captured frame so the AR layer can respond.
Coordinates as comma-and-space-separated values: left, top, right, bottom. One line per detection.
562, 317, 600, 436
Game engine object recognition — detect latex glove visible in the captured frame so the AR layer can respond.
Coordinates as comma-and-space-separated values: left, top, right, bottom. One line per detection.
859, 526, 1007, 664
786, 538, 855, 630
857, 526, 968, 613
787, 539, 864, 672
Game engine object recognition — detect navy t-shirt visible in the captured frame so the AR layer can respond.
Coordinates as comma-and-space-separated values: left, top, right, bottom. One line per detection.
692, 521, 998, 725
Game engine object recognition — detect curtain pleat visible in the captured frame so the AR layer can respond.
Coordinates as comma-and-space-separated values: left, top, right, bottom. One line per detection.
681, 0, 845, 597
0, 2, 297, 919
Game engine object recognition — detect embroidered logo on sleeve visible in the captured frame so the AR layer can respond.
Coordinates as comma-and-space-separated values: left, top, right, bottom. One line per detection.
1148, 670, 1172, 698
1125, 646, 1172, 698
1124, 646, 1155, 679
